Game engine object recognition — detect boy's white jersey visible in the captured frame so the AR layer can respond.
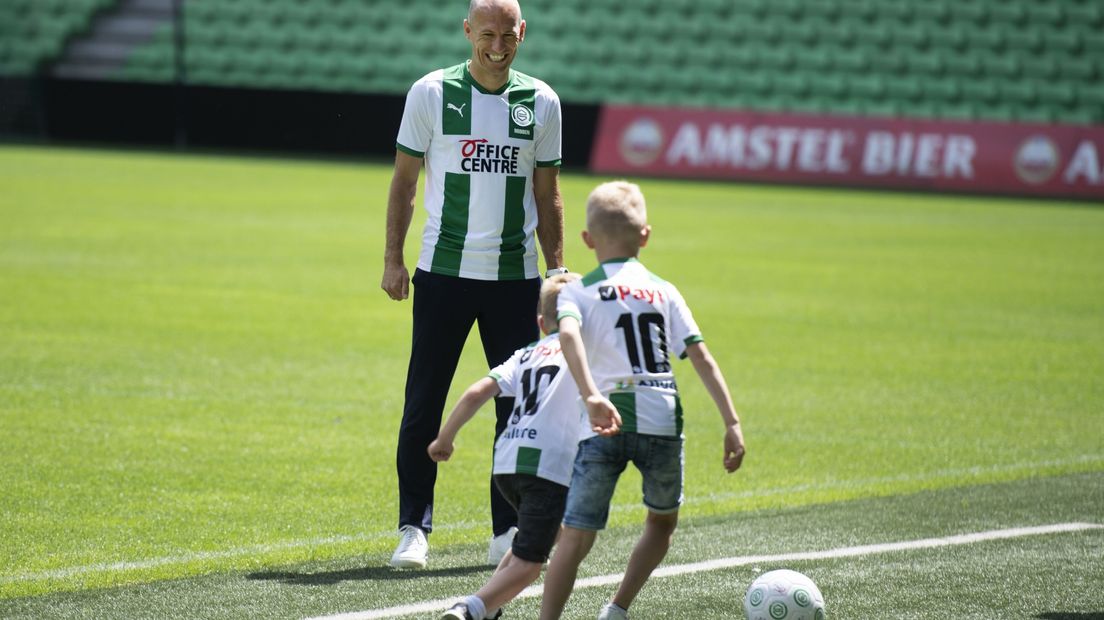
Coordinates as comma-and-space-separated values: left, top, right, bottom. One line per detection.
396, 62, 562, 281
556, 258, 703, 438
490, 332, 582, 487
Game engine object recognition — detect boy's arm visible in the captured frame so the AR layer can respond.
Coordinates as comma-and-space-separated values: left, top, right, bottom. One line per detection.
427, 377, 501, 462
557, 317, 621, 436
685, 341, 746, 473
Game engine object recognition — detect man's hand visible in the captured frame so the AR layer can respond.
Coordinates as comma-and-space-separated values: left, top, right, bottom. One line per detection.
427, 437, 454, 462
586, 395, 621, 437
723, 423, 745, 473
382, 150, 421, 301
381, 262, 410, 301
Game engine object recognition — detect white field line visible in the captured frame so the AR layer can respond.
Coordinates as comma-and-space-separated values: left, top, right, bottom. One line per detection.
305, 522, 1104, 620
4, 454, 1102, 585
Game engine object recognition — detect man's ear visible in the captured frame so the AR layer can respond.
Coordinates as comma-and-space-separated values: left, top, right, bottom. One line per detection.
639, 225, 652, 248
582, 230, 596, 249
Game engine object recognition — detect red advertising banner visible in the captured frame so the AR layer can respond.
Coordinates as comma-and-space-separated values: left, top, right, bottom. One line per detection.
590, 105, 1104, 199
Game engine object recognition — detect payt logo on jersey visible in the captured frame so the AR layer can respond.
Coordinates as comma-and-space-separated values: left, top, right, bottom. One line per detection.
598, 285, 665, 304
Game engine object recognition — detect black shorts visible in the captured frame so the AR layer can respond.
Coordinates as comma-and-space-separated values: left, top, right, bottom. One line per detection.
492, 474, 568, 563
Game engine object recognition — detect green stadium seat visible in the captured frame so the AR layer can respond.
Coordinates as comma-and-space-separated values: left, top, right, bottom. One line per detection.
912, 2, 950, 25
813, 20, 856, 47
1065, 58, 1100, 83
1025, 4, 1064, 27
1066, 2, 1103, 28
940, 50, 982, 78
948, 3, 988, 25
730, 71, 772, 95
1015, 107, 1056, 124
937, 101, 977, 120
927, 25, 968, 52
868, 50, 907, 75
924, 77, 961, 103
906, 52, 944, 76
1041, 29, 1082, 54
848, 74, 886, 100
980, 53, 1020, 79
1000, 81, 1037, 105
771, 73, 810, 97
806, 73, 847, 98
1001, 28, 1043, 54
863, 100, 901, 118
1020, 56, 1059, 81
959, 78, 1000, 105
828, 47, 870, 73
884, 76, 923, 103
987, 3, 1027, 27
1036, 83, 1077, 108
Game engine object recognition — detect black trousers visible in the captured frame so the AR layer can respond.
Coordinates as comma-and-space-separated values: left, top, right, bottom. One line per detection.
396, 269, 540, 535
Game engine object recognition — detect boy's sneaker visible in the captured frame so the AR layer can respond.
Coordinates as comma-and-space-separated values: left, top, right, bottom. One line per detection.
486, 526, 517, 565
597, 602, 629, 620
390, 525, 428, 569
440, 603, 472, 620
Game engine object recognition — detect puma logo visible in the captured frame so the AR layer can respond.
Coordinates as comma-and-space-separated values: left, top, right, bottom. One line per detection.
447, 103, 466, 118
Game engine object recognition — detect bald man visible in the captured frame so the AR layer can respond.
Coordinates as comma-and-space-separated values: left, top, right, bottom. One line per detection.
383, 0, 566, 570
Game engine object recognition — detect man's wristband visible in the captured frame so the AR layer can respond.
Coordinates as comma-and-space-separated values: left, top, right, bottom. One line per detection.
545, 267, 569, 278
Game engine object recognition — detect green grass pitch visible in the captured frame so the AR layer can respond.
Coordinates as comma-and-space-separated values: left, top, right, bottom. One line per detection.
1, 146, 1102, 618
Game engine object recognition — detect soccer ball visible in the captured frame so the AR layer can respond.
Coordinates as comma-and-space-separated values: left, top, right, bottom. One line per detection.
744, 569, 826, 620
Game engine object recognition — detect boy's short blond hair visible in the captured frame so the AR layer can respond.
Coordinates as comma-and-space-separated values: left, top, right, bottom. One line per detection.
585, 180, 648, 246
540, 272, 581, 327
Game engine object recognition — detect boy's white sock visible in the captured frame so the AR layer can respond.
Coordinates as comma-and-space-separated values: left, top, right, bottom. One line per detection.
463, 595, 486, 620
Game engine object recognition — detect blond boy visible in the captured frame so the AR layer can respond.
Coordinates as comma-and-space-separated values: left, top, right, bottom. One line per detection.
429, 274, 620, 620
542, 181, 746, 620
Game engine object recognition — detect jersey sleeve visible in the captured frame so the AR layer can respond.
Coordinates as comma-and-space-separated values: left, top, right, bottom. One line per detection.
534, 88, 562, 168
556, 281, 583, 326
395, 78, 435, 158
667, 284, 703, 359
489, 347, 524, 398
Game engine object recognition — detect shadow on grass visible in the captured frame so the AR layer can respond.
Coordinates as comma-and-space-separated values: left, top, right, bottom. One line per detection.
1036, 614, 1104, 620
246, 564, 490, 586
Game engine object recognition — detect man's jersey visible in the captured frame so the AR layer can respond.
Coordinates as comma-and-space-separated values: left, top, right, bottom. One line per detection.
490, 332, 581, 487
556, 258, 703, 438
396, 62, 562, 282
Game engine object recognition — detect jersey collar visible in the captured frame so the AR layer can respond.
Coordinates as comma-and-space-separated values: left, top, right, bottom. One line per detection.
463, 61, 515, 95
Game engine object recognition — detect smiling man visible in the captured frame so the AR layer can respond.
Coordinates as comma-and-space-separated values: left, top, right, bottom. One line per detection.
381, 0, 566, 571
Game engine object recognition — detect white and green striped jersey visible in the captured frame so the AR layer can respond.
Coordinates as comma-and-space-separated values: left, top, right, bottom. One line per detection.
396, 62, 562, 281
556, 258, 704, 438
489, 332, 582, 487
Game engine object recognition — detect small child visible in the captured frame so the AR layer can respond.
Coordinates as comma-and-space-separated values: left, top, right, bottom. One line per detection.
541, 180, 747, 620
429, 273, 620, 620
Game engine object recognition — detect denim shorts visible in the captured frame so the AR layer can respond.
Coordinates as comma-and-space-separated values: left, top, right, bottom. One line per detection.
562, 432, 684, 531
493, 473, 569, 563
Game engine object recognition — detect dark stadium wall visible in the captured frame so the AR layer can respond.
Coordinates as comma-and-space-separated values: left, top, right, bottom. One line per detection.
0, 77, 600, 166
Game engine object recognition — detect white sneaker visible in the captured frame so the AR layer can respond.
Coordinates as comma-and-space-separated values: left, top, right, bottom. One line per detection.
597, 602, 629, 620
390, 525, 428, 569
486, 526, 517, 565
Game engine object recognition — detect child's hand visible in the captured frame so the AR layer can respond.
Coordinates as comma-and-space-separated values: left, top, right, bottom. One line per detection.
427, 437, 454, 462
586, 395, 621, 436
723, 423, 745, 472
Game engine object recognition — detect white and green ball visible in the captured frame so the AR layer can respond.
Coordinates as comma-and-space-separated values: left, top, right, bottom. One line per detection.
744, 569, 826, 620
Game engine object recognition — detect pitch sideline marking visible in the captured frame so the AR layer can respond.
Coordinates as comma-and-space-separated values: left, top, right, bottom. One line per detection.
304, 522, 1103, 620
5, 456, 1101, 585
